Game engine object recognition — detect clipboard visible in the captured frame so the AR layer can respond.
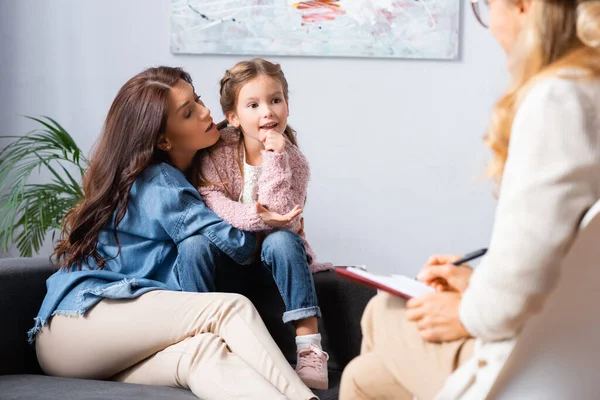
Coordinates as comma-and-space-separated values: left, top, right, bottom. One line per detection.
335, 266, 434, 299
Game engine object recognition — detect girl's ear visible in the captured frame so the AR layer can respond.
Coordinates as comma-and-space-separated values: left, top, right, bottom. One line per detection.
157, 135, 172, 151
226, 111, 240, 128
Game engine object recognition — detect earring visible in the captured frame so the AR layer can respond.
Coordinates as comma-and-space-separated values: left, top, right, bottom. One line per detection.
165, 144, 171, 151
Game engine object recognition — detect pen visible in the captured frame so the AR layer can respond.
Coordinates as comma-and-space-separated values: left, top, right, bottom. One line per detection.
425, 248, 488, 290
452, 248, 488, 266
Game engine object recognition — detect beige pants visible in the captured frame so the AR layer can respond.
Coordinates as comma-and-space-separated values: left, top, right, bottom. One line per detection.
340, 293, 475, 400
36, 290, 316, 400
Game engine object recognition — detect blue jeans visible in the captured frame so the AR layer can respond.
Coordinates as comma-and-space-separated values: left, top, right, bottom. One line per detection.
175, 234, 223, 293
260, 230, 321, 323
211, 231, 321, 324
176, 231, 321, 323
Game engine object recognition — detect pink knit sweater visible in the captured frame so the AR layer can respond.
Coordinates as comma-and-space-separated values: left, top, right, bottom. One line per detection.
199, 127, 333, 273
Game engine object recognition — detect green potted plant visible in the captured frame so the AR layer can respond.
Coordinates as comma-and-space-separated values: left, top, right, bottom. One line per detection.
0, 117, 87, 257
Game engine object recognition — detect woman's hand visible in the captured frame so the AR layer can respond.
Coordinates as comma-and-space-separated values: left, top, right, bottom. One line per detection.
262, 131, 286, 153
406, 292, 471, 342
417, 254, 473, 293
255, 202, 302, 228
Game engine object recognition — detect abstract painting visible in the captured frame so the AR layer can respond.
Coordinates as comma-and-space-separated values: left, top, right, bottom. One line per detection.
171, 0, 460, 60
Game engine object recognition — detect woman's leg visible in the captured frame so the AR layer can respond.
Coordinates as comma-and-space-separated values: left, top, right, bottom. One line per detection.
340, 293, 475, 400
36, 290, 316, 400
261, 230, 328, 390
114, 333, 286, 399
341, 352, 411, 400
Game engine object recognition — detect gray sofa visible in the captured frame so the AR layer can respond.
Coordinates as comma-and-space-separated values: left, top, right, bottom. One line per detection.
0, 257, 375, 400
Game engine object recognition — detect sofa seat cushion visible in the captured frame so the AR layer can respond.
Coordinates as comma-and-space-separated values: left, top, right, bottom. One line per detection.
0, 373, 341, 400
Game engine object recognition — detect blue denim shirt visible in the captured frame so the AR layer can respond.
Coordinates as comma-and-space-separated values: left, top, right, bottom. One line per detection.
28, 162, 256, 342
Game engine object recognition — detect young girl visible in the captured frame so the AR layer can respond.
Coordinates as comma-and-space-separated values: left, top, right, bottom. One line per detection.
341, 0, 600, 399
30, 66, 317, 400
198, 58, 332, 390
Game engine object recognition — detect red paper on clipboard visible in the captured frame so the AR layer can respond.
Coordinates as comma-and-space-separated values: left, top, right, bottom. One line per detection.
335, 267, 434, 299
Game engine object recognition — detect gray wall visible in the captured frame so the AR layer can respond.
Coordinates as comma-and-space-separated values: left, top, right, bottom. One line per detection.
0, 0, 507, 275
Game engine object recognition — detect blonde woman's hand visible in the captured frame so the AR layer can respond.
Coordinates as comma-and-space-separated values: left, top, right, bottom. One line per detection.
406, 292, 471, 342
262, 130, 286, 153
255, 202, 302, 228
417, 255, 473, 293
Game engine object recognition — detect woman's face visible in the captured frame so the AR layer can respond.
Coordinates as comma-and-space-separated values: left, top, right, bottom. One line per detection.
488, 0, 530, 55
160, 79, 220, 157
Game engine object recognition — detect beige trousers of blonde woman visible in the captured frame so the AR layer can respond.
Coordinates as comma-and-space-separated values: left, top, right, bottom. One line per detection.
36, 290, 316, 400
340, 293, 475, 400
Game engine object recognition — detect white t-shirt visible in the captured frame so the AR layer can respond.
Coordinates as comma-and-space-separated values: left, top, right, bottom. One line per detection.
240, 156, 262, 205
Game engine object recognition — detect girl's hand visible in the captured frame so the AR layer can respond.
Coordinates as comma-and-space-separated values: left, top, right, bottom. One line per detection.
417, 255, 473, 293
297, 217, 306, 239
406, 292, 471, 342
262, 131, 286, 153
256, 202, 302, 228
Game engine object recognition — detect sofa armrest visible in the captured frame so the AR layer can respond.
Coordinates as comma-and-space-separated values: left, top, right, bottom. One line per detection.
0, 257, 57, 375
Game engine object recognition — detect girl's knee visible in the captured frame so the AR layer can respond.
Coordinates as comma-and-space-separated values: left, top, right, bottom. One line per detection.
261, 231, 305, 264
262, 230, 302, 251
176, 235, 219, 292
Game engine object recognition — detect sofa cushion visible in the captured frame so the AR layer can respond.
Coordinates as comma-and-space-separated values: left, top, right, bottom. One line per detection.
0, 373, 341, 400
0, 258, 56, 376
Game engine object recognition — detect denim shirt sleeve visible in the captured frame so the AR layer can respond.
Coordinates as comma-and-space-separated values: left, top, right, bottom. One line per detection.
158, 164, 256, 264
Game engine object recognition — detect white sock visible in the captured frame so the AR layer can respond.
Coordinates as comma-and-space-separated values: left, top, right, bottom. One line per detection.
296, 333, 322, 350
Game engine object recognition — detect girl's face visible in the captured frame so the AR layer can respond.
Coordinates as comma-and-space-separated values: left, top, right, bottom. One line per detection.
226, 75, 290, 143
159, 79, 220, 157
488, 0, 530, 55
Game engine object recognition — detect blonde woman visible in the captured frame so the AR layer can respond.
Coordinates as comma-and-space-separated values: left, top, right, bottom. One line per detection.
340, 0, 600, 399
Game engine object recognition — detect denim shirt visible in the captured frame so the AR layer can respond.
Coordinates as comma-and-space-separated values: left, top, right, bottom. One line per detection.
28, 162, 256, 342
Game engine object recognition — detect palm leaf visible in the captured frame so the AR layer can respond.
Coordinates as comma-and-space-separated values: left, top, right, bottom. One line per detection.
12, 186, 77, 256
0, 117, 87, 256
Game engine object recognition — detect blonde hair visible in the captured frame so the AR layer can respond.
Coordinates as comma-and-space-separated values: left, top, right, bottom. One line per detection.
219, 58, 298, 147
486, 0, 600, 182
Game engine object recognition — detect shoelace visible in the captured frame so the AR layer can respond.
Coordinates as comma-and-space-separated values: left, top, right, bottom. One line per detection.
297, 345, 329, 369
